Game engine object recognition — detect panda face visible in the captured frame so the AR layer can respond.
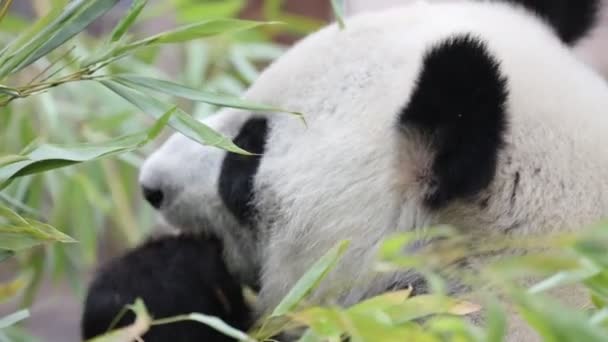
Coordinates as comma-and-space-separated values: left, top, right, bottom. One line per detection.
139, 111, 262, 287
140, 1, 608, 310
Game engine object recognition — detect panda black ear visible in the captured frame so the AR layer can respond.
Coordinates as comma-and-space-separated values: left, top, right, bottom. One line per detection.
506, 0, 599, 44
399, 34, 508, 209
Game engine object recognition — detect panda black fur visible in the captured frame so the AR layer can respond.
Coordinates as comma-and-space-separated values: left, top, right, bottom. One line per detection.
138, 0, 608, 341
81, 234, 251, 341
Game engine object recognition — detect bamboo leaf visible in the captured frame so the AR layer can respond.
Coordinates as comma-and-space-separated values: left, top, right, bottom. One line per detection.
0, 108, 174, 185
290, 307, 347, 339
110, 19, 280, 59
0, 4, 63, 69
529, 264, 600, 294
152, 313, 255, 342
296, 330, 323, 342
513, 290, 608, 342
114, 75, 302, 117
271, 240, 350, 317
0, 84, 19, 96
384, 295, 481, 324
0, 0, 118, 77
0, 0, 13, 25
230, 46, 258, 83
0, 14, 28, 33
330, 0, 345, 29
0, 273, 28, 302
110, 0, 147, 42
148, 19, 279, 44
174, 0, 245, 22
484, 299, 507, 342
146, 106, 176, 142
0, 204, 76, 251
13, 0, 119, 73
347, 288, 413, 316
102, 80, 251, 154
0, 155, 29, 168
87, 299, 152, 342
0, 309, 29, 329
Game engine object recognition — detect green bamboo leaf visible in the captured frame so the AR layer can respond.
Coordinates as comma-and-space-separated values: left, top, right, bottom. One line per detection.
0, 0, 13, 25
0, 85, 19, 96
174, 0, 245, 22
296, 330, 323, 342
290, 307, 346, 339
271, 240, 350, 317
0, 0, 118, 77
0, 155, 29, 168
330, 0, 345, 29
262, 0, 324, 35
585, 271, 608, 304
0, 14, 29, 33
112, 19, 280, 58
426, 316, 481, 341
79, 38, 127, 68
0, 137, 137, 183
114, 75, 302, 117
348, 311, 438, 341
101, 80, 251, 155
13, 0, 119, 73
529, 264, 600, 294
110, 0, 147, 42
0, 204, 28, 224
230, 46, 259, 83
87, 298, 152, 342
590, 308, 608, 326
146, 106, 177, 142
0, 5, 64, 70
0, 310, 30, 329
347, 288, 413, 316
484, 299, 507, 342
574, 226, 608, 268
0, 204, 76, 251
0, 108, 174, 185
513, 290, 608, 342
152, 313, 254, 342
384, 295, 480, 324
0, 273, 29, 302
490, 254, 587, 281
149, 19, 279, 44
378, 233, 417, 261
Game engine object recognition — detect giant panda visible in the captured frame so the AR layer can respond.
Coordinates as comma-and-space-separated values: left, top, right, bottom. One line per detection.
136, 0, 608, 340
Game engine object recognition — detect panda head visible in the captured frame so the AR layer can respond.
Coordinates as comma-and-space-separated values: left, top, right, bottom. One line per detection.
140, 1, 608, 299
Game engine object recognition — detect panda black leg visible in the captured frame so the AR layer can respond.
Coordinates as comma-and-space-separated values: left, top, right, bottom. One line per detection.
81, 234, 252, 342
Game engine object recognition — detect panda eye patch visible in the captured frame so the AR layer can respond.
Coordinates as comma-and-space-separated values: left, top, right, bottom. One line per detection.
218, 117, 269, 224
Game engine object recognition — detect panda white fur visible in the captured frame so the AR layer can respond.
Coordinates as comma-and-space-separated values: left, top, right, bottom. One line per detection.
138, 0, 608, 340
347, 0, 608, 78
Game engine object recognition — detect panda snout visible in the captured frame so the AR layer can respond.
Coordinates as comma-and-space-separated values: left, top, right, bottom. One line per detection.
141, 185, 164, 209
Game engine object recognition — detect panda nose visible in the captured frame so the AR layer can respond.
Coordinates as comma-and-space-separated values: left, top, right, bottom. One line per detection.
142, 186, 164, 209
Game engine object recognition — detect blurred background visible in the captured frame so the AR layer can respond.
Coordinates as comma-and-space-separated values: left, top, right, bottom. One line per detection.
0, 1, 606, 341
